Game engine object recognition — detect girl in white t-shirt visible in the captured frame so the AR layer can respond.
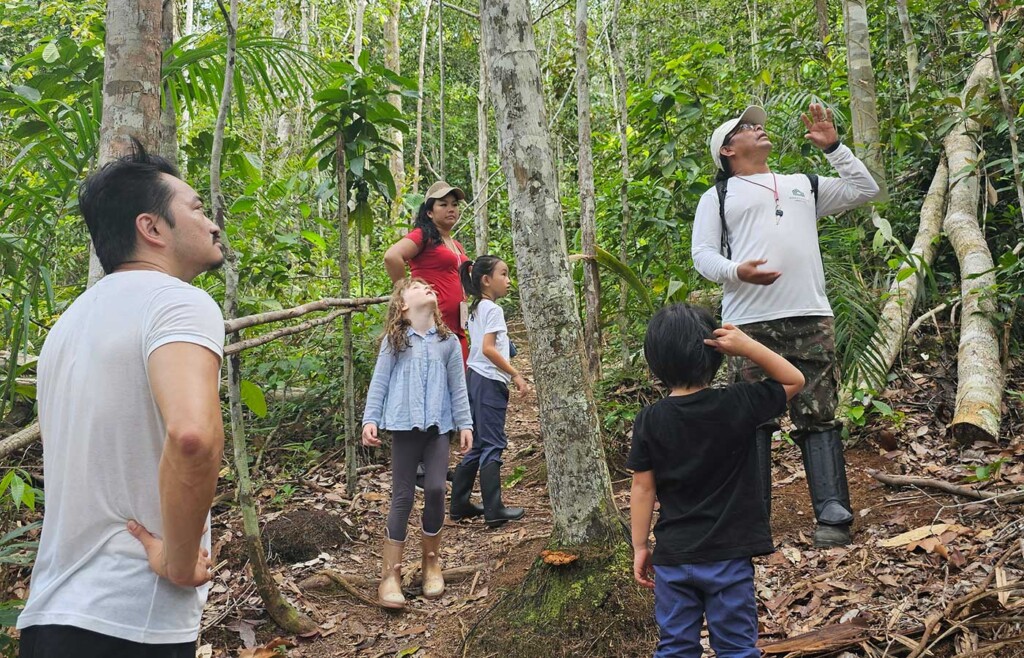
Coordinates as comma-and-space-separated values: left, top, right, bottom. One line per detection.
451, 256, 531, 527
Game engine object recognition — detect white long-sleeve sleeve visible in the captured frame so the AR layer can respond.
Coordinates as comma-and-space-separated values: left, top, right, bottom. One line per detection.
692, 191, 742, 285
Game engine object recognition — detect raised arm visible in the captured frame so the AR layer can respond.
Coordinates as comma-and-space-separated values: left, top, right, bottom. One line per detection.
801, 103, 881, 216
384, 238, 420, 283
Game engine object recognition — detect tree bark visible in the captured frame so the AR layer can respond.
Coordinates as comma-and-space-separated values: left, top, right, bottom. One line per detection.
437, 2, 446, 178
854, 157, 947, 395
608, 0, 631, 369
413, 0, 433, 194
159, 0, 178, 164
336, 131, 358, 498
385, 0, 406, 222
943, 52, 1003, 445
0, 421, 40, 460
895, 0, 919, 94
842, 0, 888, 200
815, 0, 830, 50
575, 0, 601, 380
88, 0, 164, 287
213, 0, 316, 635
481, 0, 619, 547
474, 34, 490, 256
353, 0, 367, 65
185, 0, 195, 34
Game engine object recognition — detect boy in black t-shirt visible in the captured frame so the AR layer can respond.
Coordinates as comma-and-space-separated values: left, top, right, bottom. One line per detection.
629, 304, 805, 658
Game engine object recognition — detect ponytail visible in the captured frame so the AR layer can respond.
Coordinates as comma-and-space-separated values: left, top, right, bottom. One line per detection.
460, 255, 502, 313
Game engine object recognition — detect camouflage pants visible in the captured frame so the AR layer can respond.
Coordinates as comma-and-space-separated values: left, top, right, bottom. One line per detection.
729, 316, 840, 433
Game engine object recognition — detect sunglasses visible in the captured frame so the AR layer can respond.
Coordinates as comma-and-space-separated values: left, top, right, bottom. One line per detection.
724, 122, 764, 145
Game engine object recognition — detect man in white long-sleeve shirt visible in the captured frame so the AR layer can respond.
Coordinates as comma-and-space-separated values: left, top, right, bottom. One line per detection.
691, 103, 881, 547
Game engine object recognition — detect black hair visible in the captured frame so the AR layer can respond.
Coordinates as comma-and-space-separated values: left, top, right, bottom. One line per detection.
413, 198, 443, 247
716, 131, 736, 180
78, 137, 180, 274
459, 255, 502, 313
643, 303, 723, 389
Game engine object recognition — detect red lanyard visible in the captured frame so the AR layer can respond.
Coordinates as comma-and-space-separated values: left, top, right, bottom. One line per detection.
735, 173, 784, 222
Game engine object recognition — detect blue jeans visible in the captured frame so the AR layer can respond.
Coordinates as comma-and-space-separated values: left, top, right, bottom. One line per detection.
653, 558, 759, 658
460, 369, 509, 468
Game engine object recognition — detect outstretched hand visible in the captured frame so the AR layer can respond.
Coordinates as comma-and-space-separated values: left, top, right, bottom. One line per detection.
800, 102, 839, 150
737, 259, 781, 286
127, 520, 212, 588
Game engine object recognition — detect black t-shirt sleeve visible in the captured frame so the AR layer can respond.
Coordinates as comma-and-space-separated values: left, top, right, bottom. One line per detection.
626, 409, 653, 472
736, 379, 788, 425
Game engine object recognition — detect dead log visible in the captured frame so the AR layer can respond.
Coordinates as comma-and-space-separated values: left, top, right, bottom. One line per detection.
224, 295, 387, 334
943, 51, 1003, 445
853, 156, 947, 394
0, 421, 41, 460
867, 469, 1024, 504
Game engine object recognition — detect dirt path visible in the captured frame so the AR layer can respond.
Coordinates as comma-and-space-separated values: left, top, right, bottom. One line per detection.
197, 329, 1024, 657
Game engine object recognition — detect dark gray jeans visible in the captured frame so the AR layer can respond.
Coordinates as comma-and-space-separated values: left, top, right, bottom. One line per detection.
387, 427, 450, 540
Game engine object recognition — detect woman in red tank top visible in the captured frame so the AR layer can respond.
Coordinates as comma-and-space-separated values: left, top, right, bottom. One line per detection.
384, 181, 470, 362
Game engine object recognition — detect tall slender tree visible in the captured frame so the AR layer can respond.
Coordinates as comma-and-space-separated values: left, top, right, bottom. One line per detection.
842, 0, 888, 199
575, 0, 601, 380
88, 0, 164, 287
385, 0, 406, 220
480, 0, 619, 548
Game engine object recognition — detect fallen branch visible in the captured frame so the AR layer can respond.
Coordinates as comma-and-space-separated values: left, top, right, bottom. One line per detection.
224, 296, 388, 334
298, 561, 491, 593
759, 616, 874, 654
867, 469, 1024, 504
224, 308, 348, 356
0, 421, 41, 460
907, 302, 949, 337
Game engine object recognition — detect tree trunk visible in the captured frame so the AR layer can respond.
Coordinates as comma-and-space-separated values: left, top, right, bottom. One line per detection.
474, 34, 489, 256
88, 0, 164, 287
608, 0, 630, 369
413, 0, 433, 194
336, 132, 357, 497
469, 150, 488, 256
385, 0, 406, 221
480, 0, 619, 547
353, 0, 367, 65
437, 2, 446, 178
159, 0, 178, 164
745, 0, 758, 68
852, 157, 947, 396
944, 52, 1003, 445
842, 0, 888, 200
575, 0, 601, 380
213, 0, 316, 635
185, 0, 195, 34
895, 0, 919, 94
815, 0, 830, 50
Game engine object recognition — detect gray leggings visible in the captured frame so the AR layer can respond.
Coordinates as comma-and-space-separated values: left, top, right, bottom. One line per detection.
386, 428, 450, 540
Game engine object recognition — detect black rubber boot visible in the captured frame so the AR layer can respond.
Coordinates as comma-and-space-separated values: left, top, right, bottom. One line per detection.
796, 428, 854, 547
479, 461, 524, 528
449, 462, 484, 520
754, 425, 777, 522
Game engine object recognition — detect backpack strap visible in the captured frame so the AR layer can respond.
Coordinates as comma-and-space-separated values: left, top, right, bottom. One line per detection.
715, 178, 731, 259
806, 173, 819, 207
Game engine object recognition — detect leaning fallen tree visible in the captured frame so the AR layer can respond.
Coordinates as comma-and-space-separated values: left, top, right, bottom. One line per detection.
0, 295, 387, 461
943, 51, 1003, 445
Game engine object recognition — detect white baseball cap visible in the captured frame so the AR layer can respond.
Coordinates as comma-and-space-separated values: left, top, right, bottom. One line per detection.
709, 105, 768, 171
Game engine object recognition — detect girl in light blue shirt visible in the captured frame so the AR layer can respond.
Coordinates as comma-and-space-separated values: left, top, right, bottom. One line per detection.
361, 278, 472, 609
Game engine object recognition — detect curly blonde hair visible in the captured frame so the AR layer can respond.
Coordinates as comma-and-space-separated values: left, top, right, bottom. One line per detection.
382, 277, 452, 353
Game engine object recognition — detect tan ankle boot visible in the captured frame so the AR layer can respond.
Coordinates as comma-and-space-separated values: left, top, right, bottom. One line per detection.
378, 533, 406, 609
421, 528, 444, 599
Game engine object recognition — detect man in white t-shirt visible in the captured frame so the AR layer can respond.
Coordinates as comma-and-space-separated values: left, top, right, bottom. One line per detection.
691, 104, 881, 547
17, 138, 226, 657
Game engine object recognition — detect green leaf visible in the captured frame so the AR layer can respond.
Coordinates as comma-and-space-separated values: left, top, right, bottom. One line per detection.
9, 475, 25, 510
301, 230, 326, 251
240, 380, 268, 418
42, 41, 61, 64
871, 400, 894, 416
593, 247, 655, 311
13, 85, 41, 102
349, 155, 365, 177
395, 647, 420, 658
229, 196, 257, 213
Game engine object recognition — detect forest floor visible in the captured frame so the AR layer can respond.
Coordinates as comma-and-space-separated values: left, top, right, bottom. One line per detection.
5, 322, 1024, 657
